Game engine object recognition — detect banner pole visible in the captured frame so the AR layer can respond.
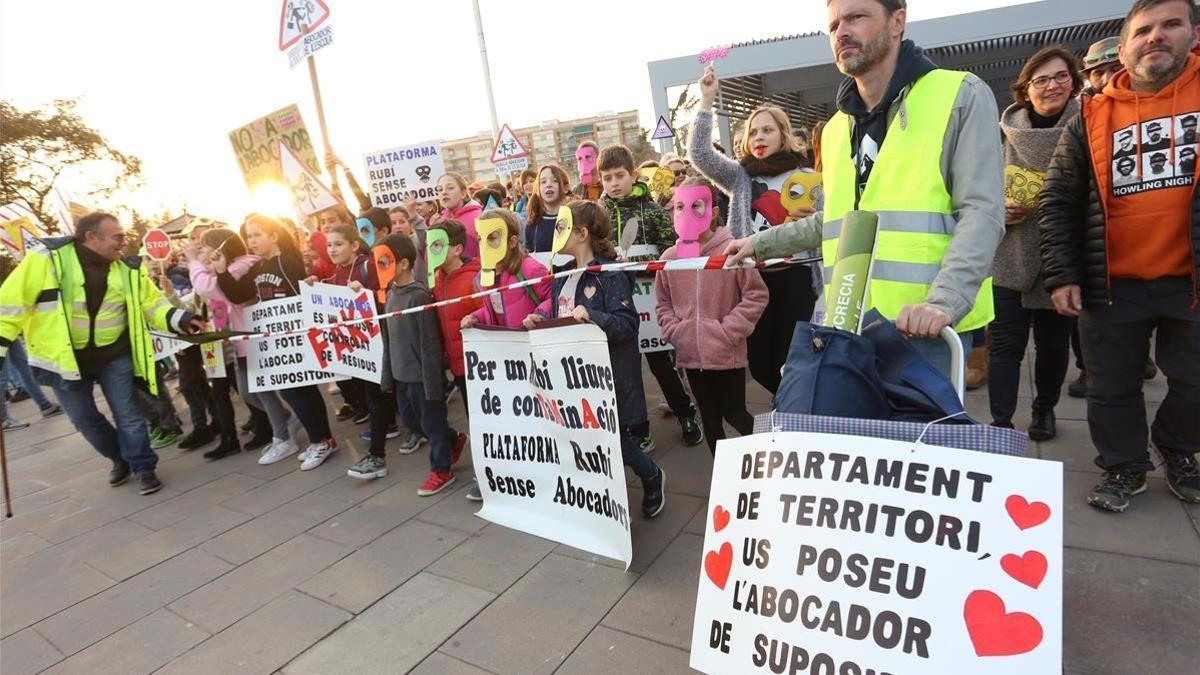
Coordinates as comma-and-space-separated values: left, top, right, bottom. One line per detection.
302, 22, 331, 159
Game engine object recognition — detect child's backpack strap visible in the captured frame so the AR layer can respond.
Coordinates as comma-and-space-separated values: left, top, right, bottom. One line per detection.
514, 270, 540, 306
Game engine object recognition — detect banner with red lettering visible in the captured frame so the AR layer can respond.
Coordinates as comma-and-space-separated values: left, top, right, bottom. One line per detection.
299, 282, 383, 383
461, 323, 633, 569
691, 433, 1062, 674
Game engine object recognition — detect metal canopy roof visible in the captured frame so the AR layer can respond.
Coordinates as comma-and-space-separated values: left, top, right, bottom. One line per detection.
646, 0, 1133, 149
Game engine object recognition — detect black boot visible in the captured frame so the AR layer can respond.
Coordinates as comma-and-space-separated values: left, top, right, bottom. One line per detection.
203, 435, 243, 461
178, 427, 215, 450
641, 468, 666, 519
109, 459, 131, 486
244, 432, 273, 452
1067, 370, 1088, 398
1028, 409, 1056, 442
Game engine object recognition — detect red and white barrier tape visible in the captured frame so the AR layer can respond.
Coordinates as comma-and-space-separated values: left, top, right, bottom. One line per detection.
157, 253, 821, 345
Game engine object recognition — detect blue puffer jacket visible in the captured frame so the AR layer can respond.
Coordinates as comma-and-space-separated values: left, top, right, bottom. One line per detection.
536, 258, 647, 427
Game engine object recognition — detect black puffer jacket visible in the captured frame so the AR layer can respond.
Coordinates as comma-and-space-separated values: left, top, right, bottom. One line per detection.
1038, 110, 1200, 307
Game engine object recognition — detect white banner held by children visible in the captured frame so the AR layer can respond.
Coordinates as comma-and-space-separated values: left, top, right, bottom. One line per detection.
299, 282, 383, 383
247, 296, 341, 392
462, 323, 633, 569
690, 433, 1063, 675
362, 142, 445, 207
631, 275, 671, 353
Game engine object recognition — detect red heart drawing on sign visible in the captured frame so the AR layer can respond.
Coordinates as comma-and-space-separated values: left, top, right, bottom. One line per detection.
1000, 551, 1048, 589
1005, 495, 1051, 530
963, 590, 1044, 657
712, 505, 730, 533
704, 542, 733, 590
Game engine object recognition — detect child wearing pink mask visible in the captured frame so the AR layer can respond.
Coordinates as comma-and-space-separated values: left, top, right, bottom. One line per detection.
572, 141, 604, 202
655, 178, 767, 455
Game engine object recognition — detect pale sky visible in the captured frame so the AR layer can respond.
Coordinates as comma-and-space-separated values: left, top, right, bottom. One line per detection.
1, 0, 1031, 225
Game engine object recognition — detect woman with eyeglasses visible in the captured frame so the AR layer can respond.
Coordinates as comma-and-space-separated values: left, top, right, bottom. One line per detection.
987, 45, 1083, 441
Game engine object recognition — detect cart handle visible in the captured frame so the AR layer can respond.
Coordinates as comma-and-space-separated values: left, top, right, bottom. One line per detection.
940, 325, 965, 404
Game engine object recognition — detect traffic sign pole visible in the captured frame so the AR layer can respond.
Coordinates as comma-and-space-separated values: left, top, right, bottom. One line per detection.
472, 0, 500, 141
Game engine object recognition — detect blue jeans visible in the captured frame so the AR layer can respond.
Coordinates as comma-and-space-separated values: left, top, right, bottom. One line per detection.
620, 423, 659, 481
1, 339, 56, 419
395, 382, 455, 472
50, 354, 158, 473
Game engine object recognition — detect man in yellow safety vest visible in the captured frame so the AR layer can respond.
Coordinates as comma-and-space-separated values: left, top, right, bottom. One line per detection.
0, 212, 204, 495
724, 0, 1004, 376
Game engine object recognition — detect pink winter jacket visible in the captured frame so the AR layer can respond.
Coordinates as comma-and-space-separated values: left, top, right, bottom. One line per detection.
441, 202, 483, 259
470, 256, 552, 328
190, 254, 260, 358
655, 227, 767, 370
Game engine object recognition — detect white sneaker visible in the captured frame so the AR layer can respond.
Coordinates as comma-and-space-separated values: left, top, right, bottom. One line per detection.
297, 448, 308, 461
258, 438, 299, 465
300, 440, 338, 471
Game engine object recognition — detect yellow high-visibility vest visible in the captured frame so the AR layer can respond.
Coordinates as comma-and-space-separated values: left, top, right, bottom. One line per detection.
0, 239, 175, 394
821, 69, 994, 332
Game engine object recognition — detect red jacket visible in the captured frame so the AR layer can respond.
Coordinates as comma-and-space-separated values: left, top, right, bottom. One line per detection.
433, 257, 483, 376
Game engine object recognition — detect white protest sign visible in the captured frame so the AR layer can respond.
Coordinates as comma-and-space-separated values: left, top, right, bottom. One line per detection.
288, 23, 333, 69
462, 323, 633, 568
362, 142, 445, 207
690, 433, 1062, 675
279, 0, 330, 50
247, 296, 341, 393
631, 274, 670, 353
299, 282, 383, 383
280, 141, 340, 217
152, 333, 190, 362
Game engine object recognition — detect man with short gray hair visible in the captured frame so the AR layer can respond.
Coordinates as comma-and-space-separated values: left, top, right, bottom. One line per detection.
0, 212, 203, 494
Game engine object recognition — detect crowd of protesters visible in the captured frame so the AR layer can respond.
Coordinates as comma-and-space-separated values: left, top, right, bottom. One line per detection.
1, 0, 1196, 517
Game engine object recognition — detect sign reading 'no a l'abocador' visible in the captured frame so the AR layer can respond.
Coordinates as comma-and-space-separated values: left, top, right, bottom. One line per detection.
462, 323, 633, 569
691, 433, 1062, 675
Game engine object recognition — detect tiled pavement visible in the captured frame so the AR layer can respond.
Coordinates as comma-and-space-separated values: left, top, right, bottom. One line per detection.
1, 359, 1198, 674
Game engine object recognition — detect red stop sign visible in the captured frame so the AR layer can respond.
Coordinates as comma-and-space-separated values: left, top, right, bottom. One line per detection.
142, 229, 171, 261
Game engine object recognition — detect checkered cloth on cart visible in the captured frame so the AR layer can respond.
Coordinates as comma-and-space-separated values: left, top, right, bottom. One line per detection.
753, 412, 1029, 457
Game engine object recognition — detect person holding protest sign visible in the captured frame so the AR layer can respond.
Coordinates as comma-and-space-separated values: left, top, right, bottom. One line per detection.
525, 165, 574, 254
218, 214, 338, 467
723, 0, 1004, 379
379, 234, 464, 494
0, 212, 205, 495
656, 178, 768, 455
461, 209, 552, 331
324, 149, 373, 214
307, 224, 378, 430
202, 228, 296, 456
178, 236, 241, 460
689, 84, 820, 395
524, 201, 667, 519
599, 144, 703, 450
435, 173, 483, 259
428, 219, 479, 498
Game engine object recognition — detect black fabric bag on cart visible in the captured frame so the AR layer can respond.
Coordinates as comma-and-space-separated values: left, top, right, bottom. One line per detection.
774, 309, 973, 424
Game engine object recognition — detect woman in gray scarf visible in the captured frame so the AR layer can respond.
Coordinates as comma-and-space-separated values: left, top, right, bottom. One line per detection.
990, 46, 1082, 440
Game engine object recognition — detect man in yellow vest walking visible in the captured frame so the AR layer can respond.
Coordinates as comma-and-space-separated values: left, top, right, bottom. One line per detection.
0, 212, 204, 495
725, 0, 1004, 376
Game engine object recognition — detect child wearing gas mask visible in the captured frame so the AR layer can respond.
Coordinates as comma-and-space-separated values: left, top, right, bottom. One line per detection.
460, 209, 552, 331
655, 178, 767, 455
523, 201, 667, 519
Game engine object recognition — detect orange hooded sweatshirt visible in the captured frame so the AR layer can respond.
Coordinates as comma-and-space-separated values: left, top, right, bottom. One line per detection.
1086, 52, 1200, 280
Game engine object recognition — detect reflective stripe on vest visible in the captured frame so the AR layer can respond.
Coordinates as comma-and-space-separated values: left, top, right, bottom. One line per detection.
58, 246, 130, 350
821, 69, 994, 332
